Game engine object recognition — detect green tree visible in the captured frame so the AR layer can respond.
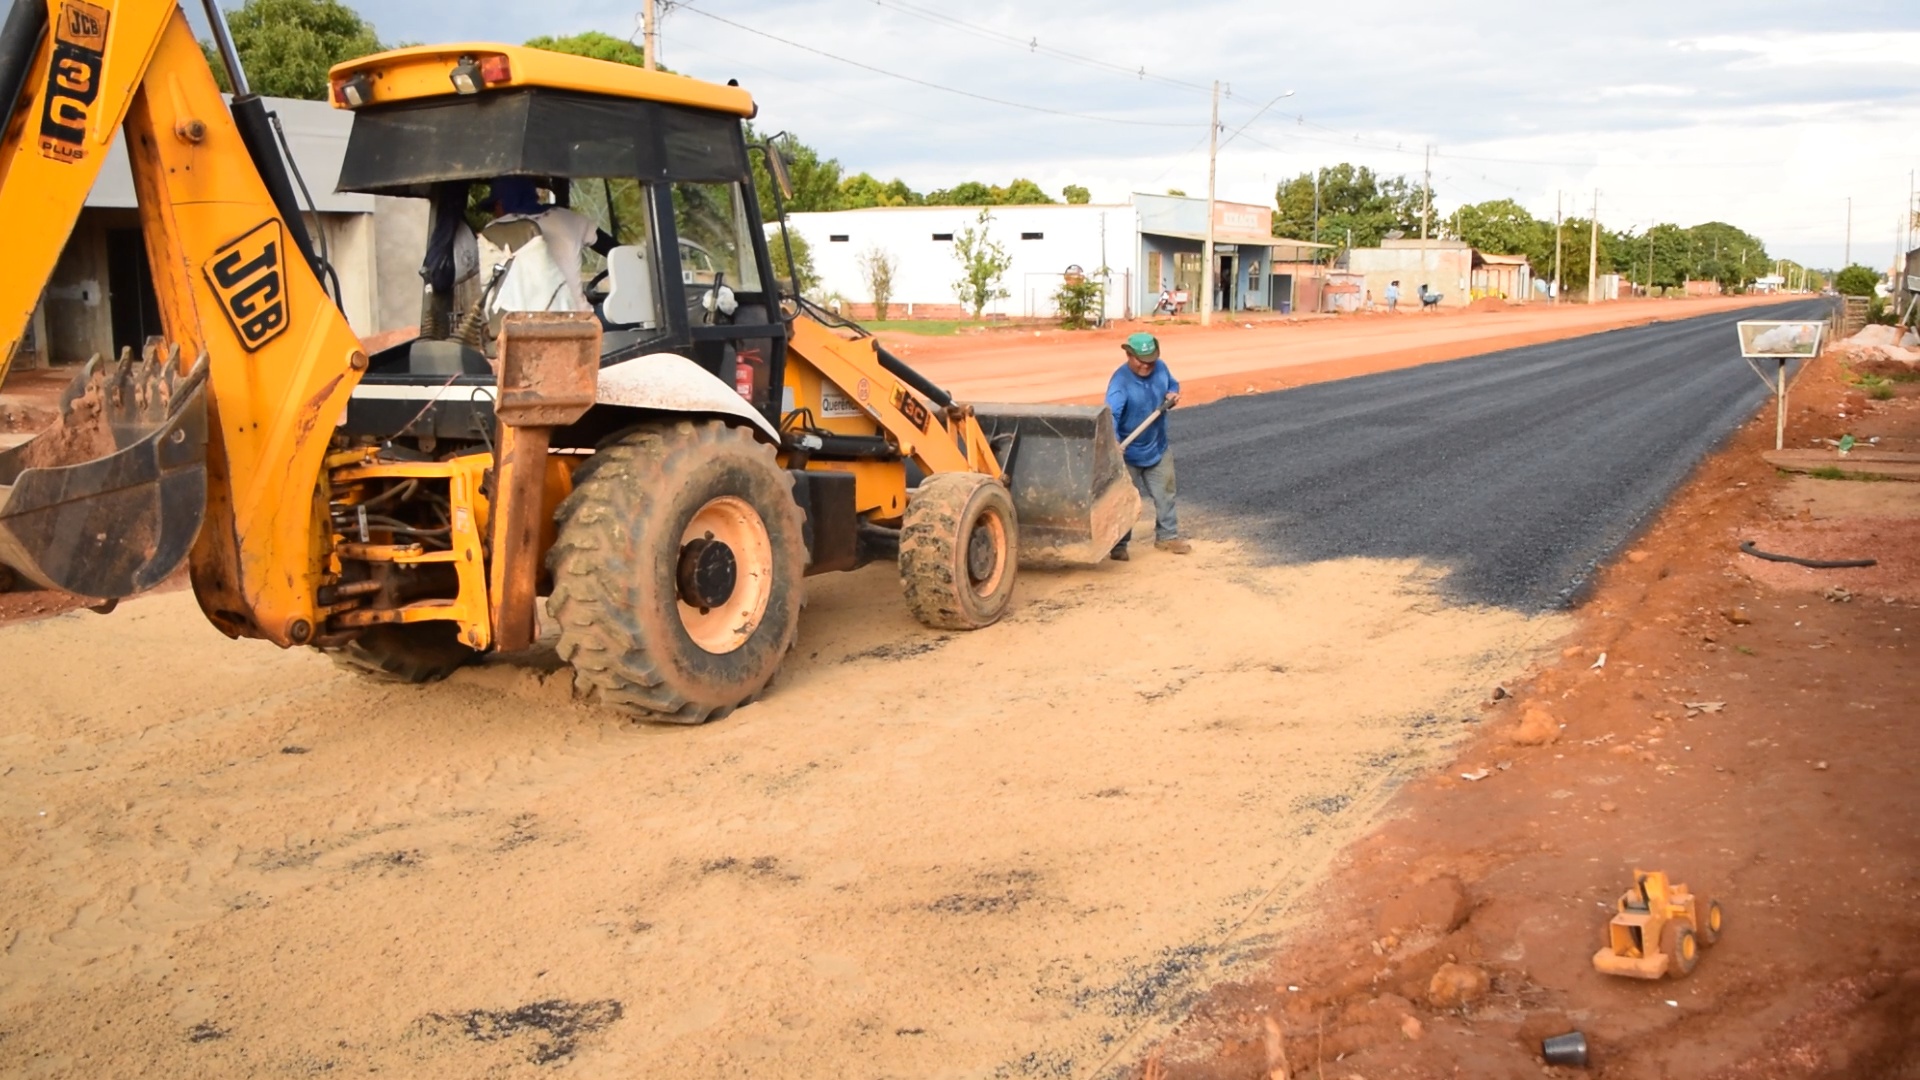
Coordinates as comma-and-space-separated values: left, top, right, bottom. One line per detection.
1451, 199, 1550, 264
995, 178, 1055, 205
1062, 184, 1091, 205
746, 126, 845, 219
769, 229, 816, 294
1549, 217, 1624, 295
857, 245, 899, 320
951, 210, 1013, 318
524, 30, 647, 67
205, 0, 382, 99
837, 172, 922, 209
1835, 265, 1879, 297
925, 180, 996, 206
1053, 271, 1103, 329
1272, 164, 1428, 258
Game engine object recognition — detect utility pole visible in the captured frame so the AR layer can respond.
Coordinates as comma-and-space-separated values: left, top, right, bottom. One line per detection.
1587, 191, 1600, 304
1421, 145, 1431, 241
1647, 222, 1655, 297
1312, 168, 1321, 244
1845, 196, 1852, 266
643, 0, 657, 69
1202, 79, 1219, 327
1553, 191, 1563, 304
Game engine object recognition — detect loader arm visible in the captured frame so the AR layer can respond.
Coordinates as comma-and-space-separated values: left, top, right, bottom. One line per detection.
0, 0, 364, 644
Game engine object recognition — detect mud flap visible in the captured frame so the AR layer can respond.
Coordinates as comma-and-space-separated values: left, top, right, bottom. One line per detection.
0, 348, 210, 601
973, 404, 1140, 567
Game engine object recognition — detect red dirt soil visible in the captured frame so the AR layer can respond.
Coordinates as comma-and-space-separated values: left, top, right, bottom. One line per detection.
885, 295, 1787, 406
1133, 349, 1920, 1079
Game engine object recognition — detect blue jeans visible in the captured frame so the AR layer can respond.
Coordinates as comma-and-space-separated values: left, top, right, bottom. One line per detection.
1113, 453, 1178, 549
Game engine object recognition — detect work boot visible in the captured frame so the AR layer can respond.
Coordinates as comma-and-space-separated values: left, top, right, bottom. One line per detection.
1109, 544, 1130, 562
1154, 538, 1192, 555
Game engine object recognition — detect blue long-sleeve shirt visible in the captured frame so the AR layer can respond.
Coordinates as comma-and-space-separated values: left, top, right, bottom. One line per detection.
1106, 360, 1180, 468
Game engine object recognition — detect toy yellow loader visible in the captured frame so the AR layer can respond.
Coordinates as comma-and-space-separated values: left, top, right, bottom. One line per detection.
1593, 870, 1725, 979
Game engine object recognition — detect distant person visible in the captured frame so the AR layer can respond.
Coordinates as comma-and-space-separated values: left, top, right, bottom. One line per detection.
1106, 332, 1189, 560
1385, 280, 1401, 312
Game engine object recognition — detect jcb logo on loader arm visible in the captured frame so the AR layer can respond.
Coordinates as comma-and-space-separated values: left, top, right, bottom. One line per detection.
37, 1, 110, 164
206, 222, 290, 351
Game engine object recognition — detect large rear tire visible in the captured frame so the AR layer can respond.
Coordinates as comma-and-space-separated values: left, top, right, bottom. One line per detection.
329, 623, 476, 683
547, 420, 805, 723
899, 472, 1018, 630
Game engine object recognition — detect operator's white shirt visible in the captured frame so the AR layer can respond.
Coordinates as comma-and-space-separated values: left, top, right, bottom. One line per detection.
480, 207, 600, 314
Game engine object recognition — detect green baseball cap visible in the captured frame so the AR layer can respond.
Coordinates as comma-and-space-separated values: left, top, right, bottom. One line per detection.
1122, 332, 1160, 361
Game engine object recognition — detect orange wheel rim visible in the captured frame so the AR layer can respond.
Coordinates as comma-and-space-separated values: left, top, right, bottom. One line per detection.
964, 506, 1008, 597
677, 496, 773, 654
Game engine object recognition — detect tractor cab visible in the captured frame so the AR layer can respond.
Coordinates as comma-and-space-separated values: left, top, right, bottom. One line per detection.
325, 45, 787, 447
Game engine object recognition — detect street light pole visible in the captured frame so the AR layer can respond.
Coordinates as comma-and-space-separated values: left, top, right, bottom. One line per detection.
1202, 79, 1219, 327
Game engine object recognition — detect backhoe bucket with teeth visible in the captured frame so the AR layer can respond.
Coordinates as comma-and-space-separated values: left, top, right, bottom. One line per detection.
0, 344, 210, 601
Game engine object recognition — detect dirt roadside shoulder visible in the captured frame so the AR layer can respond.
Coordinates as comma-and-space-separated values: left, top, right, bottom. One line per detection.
1133, 349, 1920, 1078
887, 295, 1794, 407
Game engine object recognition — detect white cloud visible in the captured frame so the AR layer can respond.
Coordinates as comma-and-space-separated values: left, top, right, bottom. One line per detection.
358, 0, 1920, 269
1678, 31, 1920, 70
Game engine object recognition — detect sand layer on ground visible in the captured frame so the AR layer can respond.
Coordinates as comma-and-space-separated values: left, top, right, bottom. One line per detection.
0, 539, 1566, 1078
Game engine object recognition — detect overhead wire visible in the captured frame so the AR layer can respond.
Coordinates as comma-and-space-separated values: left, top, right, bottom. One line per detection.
677, 6, 1201, 129
864, 0, 1217, 97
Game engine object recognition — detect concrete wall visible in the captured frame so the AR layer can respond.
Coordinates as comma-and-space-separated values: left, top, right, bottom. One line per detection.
372, 196, 429, 336
1346, 240, 1474, 308
42, 216, 113, 366
782, 204, 1138, 321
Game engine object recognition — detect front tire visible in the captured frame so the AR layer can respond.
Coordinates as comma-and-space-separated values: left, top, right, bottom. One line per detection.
547, 420, 805, 723
899, 472, 1018, 630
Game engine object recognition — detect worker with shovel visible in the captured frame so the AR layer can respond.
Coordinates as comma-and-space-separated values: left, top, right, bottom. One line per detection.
1107, 332, 1191, 560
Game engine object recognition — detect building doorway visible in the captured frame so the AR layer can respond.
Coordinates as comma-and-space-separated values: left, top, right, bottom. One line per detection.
106, 228, 162, 358
1272, 273, 1294, 314
1217, 252, 1236, 311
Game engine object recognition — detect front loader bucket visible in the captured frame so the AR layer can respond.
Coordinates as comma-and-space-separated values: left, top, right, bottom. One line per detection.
975, 403, 1140, 567
0, 347, 209, 601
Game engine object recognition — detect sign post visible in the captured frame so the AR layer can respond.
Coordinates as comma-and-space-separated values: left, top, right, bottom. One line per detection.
1735, 321, 1826, 451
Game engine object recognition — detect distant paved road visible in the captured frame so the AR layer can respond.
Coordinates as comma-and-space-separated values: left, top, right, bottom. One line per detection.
1173, 300, 1830, 610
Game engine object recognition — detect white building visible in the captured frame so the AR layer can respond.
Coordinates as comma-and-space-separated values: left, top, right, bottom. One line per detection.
779, 193, 1327, 323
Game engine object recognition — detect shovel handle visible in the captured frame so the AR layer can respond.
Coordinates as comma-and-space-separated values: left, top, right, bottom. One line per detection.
1117, 407, 1164, 452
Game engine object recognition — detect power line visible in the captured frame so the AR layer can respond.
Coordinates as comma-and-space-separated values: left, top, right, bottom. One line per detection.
678, 6, 1200, 129
866, 0, 1216, 98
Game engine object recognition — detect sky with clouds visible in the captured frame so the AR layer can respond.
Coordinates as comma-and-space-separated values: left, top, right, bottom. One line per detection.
359, 0, 1920, 271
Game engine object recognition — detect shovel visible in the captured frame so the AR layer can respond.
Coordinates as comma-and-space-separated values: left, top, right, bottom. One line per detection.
1117, 394, 1177, 452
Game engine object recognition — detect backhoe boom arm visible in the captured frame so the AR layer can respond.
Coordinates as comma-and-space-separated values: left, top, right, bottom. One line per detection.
0, 0, 365, 644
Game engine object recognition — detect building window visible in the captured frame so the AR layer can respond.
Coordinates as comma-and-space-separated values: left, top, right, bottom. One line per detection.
932, 233, 954, 241
1021, 231, 1044, 240
829, 234, 849, 242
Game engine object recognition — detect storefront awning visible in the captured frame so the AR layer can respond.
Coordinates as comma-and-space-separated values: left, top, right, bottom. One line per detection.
1145, 229, 1333, 251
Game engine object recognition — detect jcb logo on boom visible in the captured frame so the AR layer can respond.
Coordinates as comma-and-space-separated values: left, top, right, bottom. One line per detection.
37, 1, 110, 164
206, 222, 290, 351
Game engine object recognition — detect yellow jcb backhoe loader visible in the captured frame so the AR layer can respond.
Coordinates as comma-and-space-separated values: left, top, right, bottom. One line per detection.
0, 0, 1137, 720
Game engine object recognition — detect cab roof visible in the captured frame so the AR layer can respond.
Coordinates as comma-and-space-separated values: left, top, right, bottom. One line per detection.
327, 43, 756, 118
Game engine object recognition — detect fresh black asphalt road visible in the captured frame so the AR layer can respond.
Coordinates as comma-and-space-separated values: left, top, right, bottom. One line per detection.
1170, 299, 1832, 611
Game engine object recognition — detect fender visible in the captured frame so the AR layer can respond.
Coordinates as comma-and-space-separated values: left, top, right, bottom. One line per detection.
595, 352, 780, 442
